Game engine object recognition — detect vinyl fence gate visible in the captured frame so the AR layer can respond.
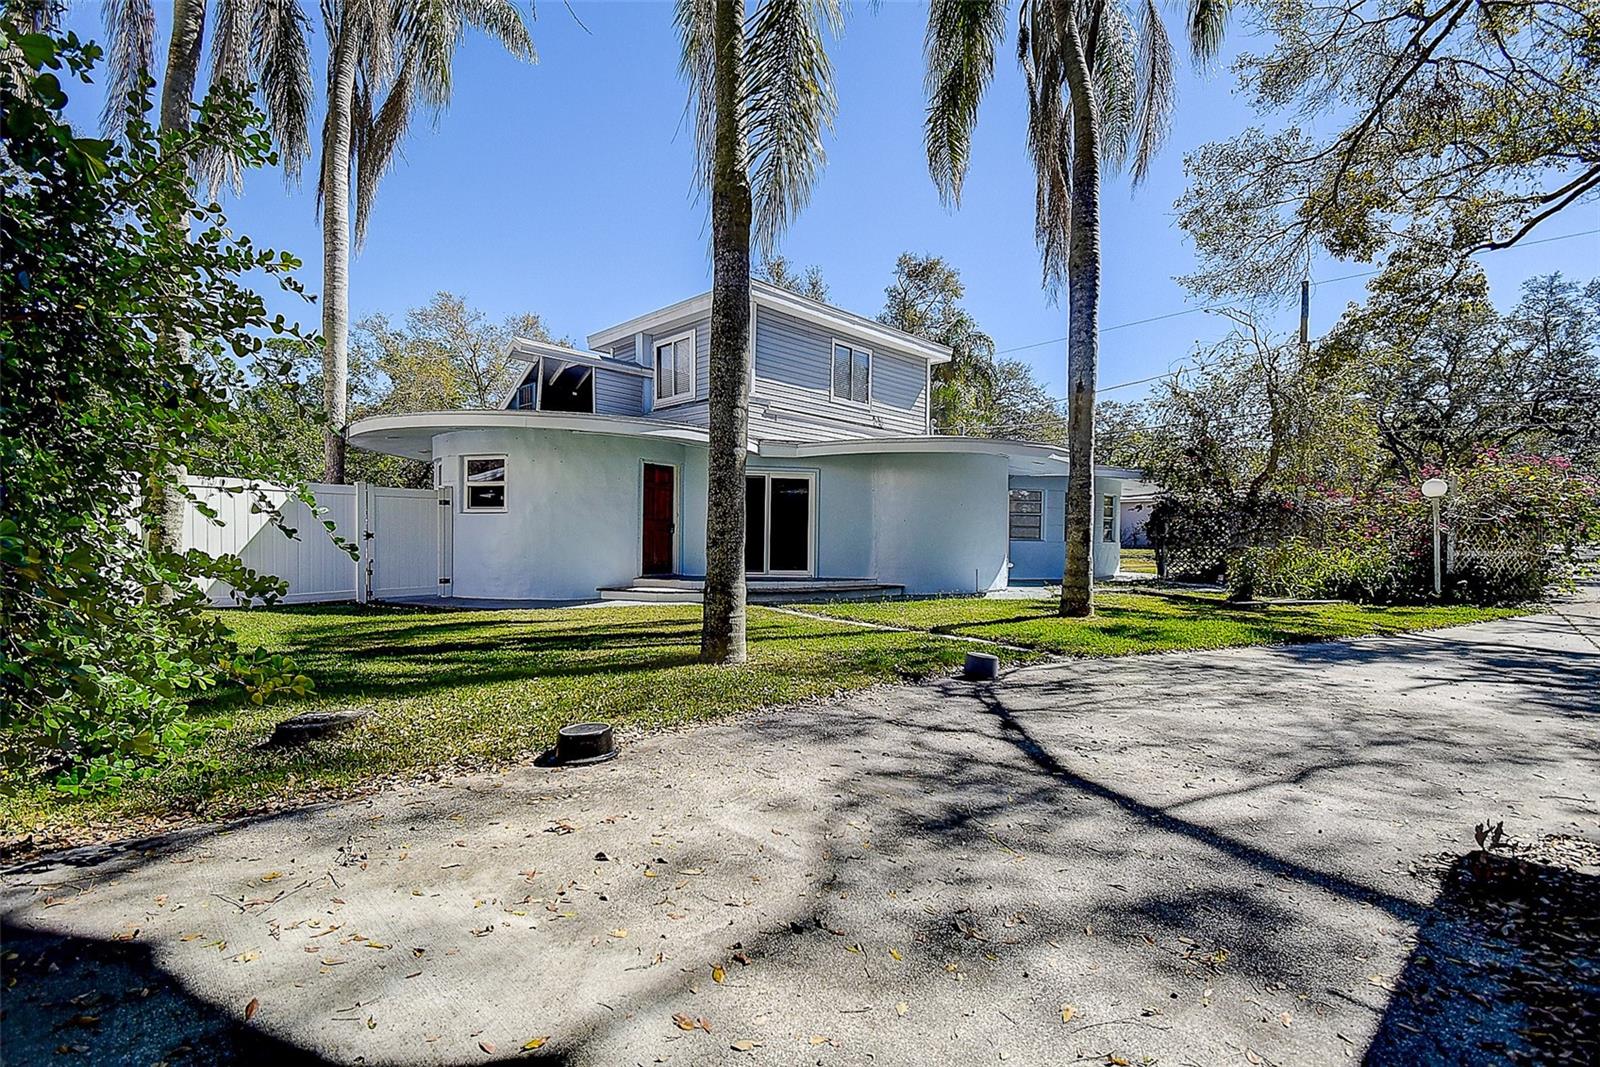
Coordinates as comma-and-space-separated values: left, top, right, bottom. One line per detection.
182, 479, 453, 605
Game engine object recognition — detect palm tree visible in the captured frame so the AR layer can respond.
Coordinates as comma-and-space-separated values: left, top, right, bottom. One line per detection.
314, 0, 535, 484
676, 0, 843, 664
924, 0, 1231, 616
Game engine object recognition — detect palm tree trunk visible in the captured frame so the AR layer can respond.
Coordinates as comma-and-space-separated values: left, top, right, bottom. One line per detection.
320, 36, 359, 485
1057, 14, 1101, 618
700, 0, 753, 664
145, 0, 207, 599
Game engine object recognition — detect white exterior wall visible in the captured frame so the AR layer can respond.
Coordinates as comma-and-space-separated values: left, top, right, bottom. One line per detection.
1006, 474, 1123, 581
436, 427, 697, 600
433, 429, 1013, 599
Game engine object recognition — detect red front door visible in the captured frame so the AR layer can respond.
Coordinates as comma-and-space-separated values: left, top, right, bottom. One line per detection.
642, 463, 675, 575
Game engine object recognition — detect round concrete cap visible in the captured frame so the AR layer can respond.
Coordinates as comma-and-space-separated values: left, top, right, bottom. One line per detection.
963, 652, 1001, 681
551, 721, 618, 765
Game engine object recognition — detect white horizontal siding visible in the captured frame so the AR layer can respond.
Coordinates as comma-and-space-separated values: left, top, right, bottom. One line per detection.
594, 367, 644, 416
752, 306, 927, 440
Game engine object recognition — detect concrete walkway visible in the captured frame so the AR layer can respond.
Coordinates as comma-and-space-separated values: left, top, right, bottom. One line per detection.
3, 599, 1596, 1065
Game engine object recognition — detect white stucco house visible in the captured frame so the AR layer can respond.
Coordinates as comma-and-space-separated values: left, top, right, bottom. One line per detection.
348, 281, 1137, 602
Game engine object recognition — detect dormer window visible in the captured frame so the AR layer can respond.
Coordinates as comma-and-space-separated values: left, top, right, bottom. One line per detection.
654, 330, 696, 406
831, 340, 870, 404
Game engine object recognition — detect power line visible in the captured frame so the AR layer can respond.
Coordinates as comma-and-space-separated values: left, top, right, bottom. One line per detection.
994, 227, 1600, 373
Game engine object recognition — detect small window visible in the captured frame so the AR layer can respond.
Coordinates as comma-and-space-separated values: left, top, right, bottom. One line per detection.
1101, 494, 1116, 542
539, 359, 594, 413
1009, 489, 1043, 541
654, 330, 695, 405
508, 367, 537, 411
463, 456, 507, 512
831, 341, 870, 403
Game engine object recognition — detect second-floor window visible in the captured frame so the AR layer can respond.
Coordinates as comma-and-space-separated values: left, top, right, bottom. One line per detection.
831, 340, 870, 404
654, 330, 695, 406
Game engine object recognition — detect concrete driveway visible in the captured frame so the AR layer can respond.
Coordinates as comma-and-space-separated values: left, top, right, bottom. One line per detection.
4, 597, 1596, 1065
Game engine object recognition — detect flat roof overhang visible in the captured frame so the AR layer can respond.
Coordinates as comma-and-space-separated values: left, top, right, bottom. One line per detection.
349, 412, 1139, 482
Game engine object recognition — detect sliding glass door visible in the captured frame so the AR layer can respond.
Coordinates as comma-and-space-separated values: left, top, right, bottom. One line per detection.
745, 472, 814, 576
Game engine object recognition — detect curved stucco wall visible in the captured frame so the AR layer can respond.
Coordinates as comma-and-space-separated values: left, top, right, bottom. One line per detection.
436, 428, 699, 600
868, 451, 1011, 594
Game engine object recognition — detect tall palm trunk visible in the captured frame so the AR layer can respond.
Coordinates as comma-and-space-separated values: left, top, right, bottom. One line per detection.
320, 37, 359, 485
700, 0, 754, 664
1057, 10, 1100, 618
146, 0, 208, 597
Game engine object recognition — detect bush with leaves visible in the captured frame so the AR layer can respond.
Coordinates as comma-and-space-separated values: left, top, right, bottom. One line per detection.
1, 26, 327, 793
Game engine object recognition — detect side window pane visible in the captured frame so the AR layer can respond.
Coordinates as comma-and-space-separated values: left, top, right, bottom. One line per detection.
466, 458, 505, 482
852, 351, 870, 403
833, 344, 851, 398
655, 342, 672, 397
467, 485, 505, 510
675, 337, 693, 397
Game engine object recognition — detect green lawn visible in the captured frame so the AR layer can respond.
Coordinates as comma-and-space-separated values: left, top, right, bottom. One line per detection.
1120, 547, 1158, 575
792, 589, 1518, 656
0, 604, 1001, 847
0, 592, 1518, 848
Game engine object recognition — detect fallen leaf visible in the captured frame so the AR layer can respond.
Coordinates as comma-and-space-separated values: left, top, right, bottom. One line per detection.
609, 929, 628, 939
260, 871, 283, 883
895, 1002, 908, 1017
698, 1017, 712, 1033
672, 1013, 698, 1031
888, 948, 902, 961
521, 1036, 549, 1051
1280, 1010, 1294, 1027
730, 1039, 755, 1052
244, 998, 259, 1021
1061, 1004, 1076, 1024
711, 964, 726, 984
479, 1040, 495, 1054
809, 1035, 831, 1046
233, 950, 260, 964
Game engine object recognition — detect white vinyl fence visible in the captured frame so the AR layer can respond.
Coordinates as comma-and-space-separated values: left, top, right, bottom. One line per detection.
182, 479, 449, 605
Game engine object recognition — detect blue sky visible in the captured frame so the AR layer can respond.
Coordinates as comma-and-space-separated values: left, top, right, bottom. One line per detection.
57, 1, 1600, 403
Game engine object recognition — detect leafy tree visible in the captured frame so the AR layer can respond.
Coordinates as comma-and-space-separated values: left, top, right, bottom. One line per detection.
310, 0, 535, 483
354, 291, 553, 413
1177, 0, 1600, 299
1324, 255, 1600, 476
878, 253, 998, 435
2, 27, 315, 792
756, 253, 829, 301
676, 0, 843, 663
986, 358, 1072, 442
1093, 398, 1152, 468
922, 0, 1234, 617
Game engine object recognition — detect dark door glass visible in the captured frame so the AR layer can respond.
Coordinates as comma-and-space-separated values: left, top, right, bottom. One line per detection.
768, 477, 810, 572
744, 476, 766, 573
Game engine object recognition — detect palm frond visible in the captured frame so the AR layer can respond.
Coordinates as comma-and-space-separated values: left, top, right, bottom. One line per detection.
254, 0, 315, 181
1186, 0, 1231, 62
353, 56, 415, 247
1091, 0, 1136, 172
1018, 0, 1072, 287
100, 0, 155, 138
1128, 0, 1173, 183
922, 0, 1005, 206
674, 0, 717, 193
745, 0, 843, 251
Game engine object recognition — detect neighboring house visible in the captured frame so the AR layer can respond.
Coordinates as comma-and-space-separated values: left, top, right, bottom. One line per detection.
349, 281, 1136, 601
1118, 479, 1161, 548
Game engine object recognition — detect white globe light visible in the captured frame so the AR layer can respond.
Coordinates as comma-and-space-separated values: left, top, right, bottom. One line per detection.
1420, 477, 1449, 499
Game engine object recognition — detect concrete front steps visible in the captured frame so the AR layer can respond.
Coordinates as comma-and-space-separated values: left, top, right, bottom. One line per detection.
597, 575, 906, 604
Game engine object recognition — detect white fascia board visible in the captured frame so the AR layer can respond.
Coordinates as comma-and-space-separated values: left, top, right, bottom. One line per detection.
750, 280, 953, 365
347, 409, 716, 461
509, 337, 653, 377
587, 291, 713, 351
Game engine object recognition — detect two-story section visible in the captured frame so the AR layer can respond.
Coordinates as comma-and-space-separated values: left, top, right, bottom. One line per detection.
582, 279, 942, 440
347, 280, 1132, 602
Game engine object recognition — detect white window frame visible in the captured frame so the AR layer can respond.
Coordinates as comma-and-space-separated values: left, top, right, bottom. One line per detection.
653, 329, 697, 409
1009, 488, 1044, 542
830, 339, 872, 406
461, 454, 509, 514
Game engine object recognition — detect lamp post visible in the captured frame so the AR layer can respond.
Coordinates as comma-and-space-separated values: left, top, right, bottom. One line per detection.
1421, 478, 1449, 597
